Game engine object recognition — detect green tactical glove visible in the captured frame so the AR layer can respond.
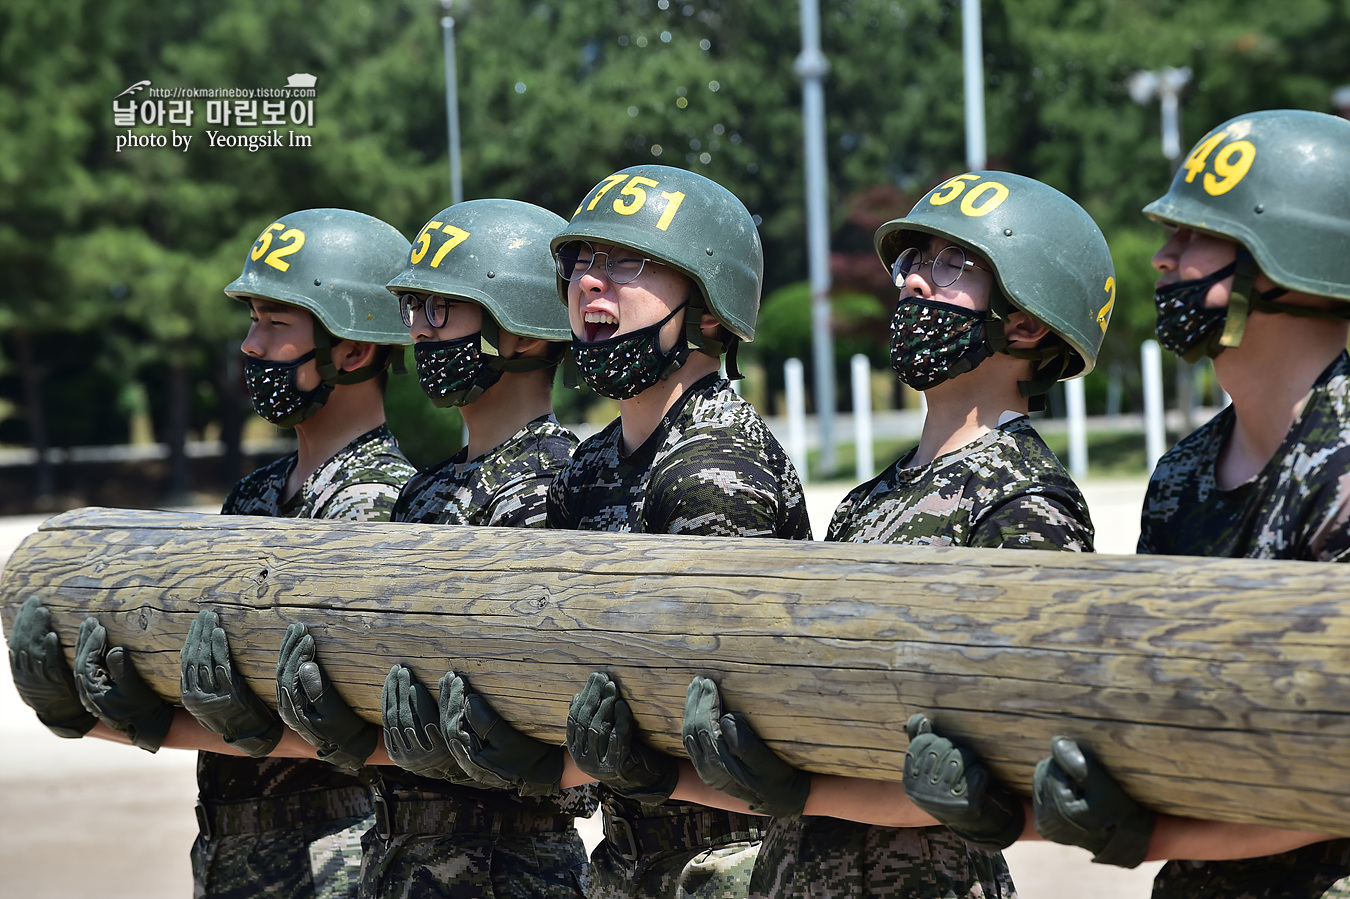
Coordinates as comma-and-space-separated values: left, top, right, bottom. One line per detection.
382, 664, 474, 783
180, 610, 281, 758
567, 672, 678, 805
73, 616, 174, 752
7, 597, 98, 738
275, 623, 377, 771
681, 676, 809, 818
440, 671, 562, 796
1033, 736, 1155, 868
902, 713, 1025, 851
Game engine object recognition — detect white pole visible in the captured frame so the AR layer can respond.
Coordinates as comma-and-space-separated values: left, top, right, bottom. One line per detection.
851, 354, 874, 482
1065, 376, 1088, 481
1141, 340, 1166, 472
785, 358, 809, 484
961, 0, 986, 171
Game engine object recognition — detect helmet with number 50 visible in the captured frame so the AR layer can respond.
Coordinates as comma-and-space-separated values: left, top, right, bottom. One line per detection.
875, 171, 1116, 395
1142, 110, 1350, 353
552, 165, 763, 358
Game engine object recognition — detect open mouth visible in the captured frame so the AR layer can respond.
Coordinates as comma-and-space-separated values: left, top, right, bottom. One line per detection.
583, 311, 620, 343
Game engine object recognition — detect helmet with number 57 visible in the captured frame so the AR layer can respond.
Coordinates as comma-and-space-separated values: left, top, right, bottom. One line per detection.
875, 171, 1116, 390
551, 165, 763, 350
1143, 109, 1350, 303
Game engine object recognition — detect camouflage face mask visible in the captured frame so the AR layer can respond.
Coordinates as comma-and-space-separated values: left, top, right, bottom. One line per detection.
242, 350, 332, 428
413, 333, 502, 408
889, 298, 993, 391
572, 303, 688, 400
1153, 262, 1235, 363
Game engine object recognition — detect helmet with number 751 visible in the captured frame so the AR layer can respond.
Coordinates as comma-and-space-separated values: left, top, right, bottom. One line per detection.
874, 171, 1115, 382
1142, 109, 1350, 302
551, 165, 763, 345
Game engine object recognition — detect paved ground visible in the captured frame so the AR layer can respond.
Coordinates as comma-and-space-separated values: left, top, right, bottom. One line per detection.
0, 480, 1162, 898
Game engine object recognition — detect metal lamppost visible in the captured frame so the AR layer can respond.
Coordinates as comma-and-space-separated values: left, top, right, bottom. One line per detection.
795, 0, 836, 477
1128, 67, 1192, 173
440, 0, 463, 205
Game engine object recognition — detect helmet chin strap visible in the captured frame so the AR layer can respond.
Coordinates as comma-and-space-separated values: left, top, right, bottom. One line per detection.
1222, 248, 1350, 343
683, 288, 743, 379
312, 319, 392, 386
981, 287, 1067, 411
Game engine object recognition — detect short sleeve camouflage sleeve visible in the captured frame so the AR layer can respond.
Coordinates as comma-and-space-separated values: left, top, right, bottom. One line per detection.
393, 415, 577, 527
1140, 351, 1350, 562
547, 376, 812, 539
222, 424, 415, 522
826, 416, 1094, 551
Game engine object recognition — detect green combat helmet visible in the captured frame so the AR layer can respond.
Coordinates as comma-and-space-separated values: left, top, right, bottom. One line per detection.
552, 164, 763, 372
387, 199, 572, 405
875, 171, 1116, 399
388, 199, 570, 344
225, 208, 412, 386
1143, 109, 1350, 349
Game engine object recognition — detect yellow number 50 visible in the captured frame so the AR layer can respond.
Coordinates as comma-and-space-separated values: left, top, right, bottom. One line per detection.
928, 174, 1009, 217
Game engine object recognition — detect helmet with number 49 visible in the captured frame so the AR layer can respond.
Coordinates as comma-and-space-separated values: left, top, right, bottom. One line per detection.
551, 165, 763, 347
875, 171, 1115, 385
1143, 109, 1350, 302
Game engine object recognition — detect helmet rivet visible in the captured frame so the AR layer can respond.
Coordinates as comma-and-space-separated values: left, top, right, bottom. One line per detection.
1004, 229, 1013, 236
1254, 204, 1265, 214
487, 271, 495, 278
313, 279, 322, 286
706, 248, 714, 256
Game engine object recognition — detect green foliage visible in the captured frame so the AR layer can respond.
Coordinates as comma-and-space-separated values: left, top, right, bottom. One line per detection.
4, 0, 1349, 457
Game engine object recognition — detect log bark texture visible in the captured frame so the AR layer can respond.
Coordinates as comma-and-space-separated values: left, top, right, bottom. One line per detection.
1, 507, 1347, 837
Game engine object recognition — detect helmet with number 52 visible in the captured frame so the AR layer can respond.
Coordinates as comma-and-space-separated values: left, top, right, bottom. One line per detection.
225, 208, 411, 426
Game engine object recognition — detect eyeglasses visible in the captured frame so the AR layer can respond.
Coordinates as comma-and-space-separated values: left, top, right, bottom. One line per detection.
399, 293, 453, 329
554, 241, 654, 285
892, 245, 989, 289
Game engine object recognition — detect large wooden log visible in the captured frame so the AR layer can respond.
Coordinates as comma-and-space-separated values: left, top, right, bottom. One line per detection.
1, 506, 1347, 837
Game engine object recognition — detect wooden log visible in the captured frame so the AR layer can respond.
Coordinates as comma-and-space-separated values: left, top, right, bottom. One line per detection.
1, 506, 1347, 837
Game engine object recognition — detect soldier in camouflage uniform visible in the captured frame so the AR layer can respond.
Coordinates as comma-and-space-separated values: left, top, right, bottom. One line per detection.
15, 209, 419, 899
677, 173, 1120, 899
1027, 110, 1350, 898
189, 209, 418, 899
416, 166, 811, 899
356, 199, 597, 897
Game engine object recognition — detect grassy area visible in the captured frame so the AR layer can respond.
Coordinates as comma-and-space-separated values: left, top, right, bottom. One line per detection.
806, 427, 1156, 483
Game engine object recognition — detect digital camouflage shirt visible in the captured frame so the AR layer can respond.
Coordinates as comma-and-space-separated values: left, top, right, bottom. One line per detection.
546, 374, 813, 539
222, 424, 416, 522
1139, 350, 1350, 561
202, 424, 415, 806
392, 414, 577, 527
826, 415, 1094, 551
1143, 352, 1350, 899
384, 411, 597, 821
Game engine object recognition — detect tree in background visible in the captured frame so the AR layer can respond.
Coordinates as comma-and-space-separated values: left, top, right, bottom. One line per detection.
2, 0, 1348, 503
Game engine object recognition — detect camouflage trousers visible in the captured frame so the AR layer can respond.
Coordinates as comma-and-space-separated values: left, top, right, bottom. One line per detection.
1152, 839, 1350, 899
191, 810, 373, 899
589, 798, 765, 899
357, 792, 589, 899
748, 817, 1016, 899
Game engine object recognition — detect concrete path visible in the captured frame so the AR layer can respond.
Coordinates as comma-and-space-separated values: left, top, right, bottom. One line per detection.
0, 482, 1161, 898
